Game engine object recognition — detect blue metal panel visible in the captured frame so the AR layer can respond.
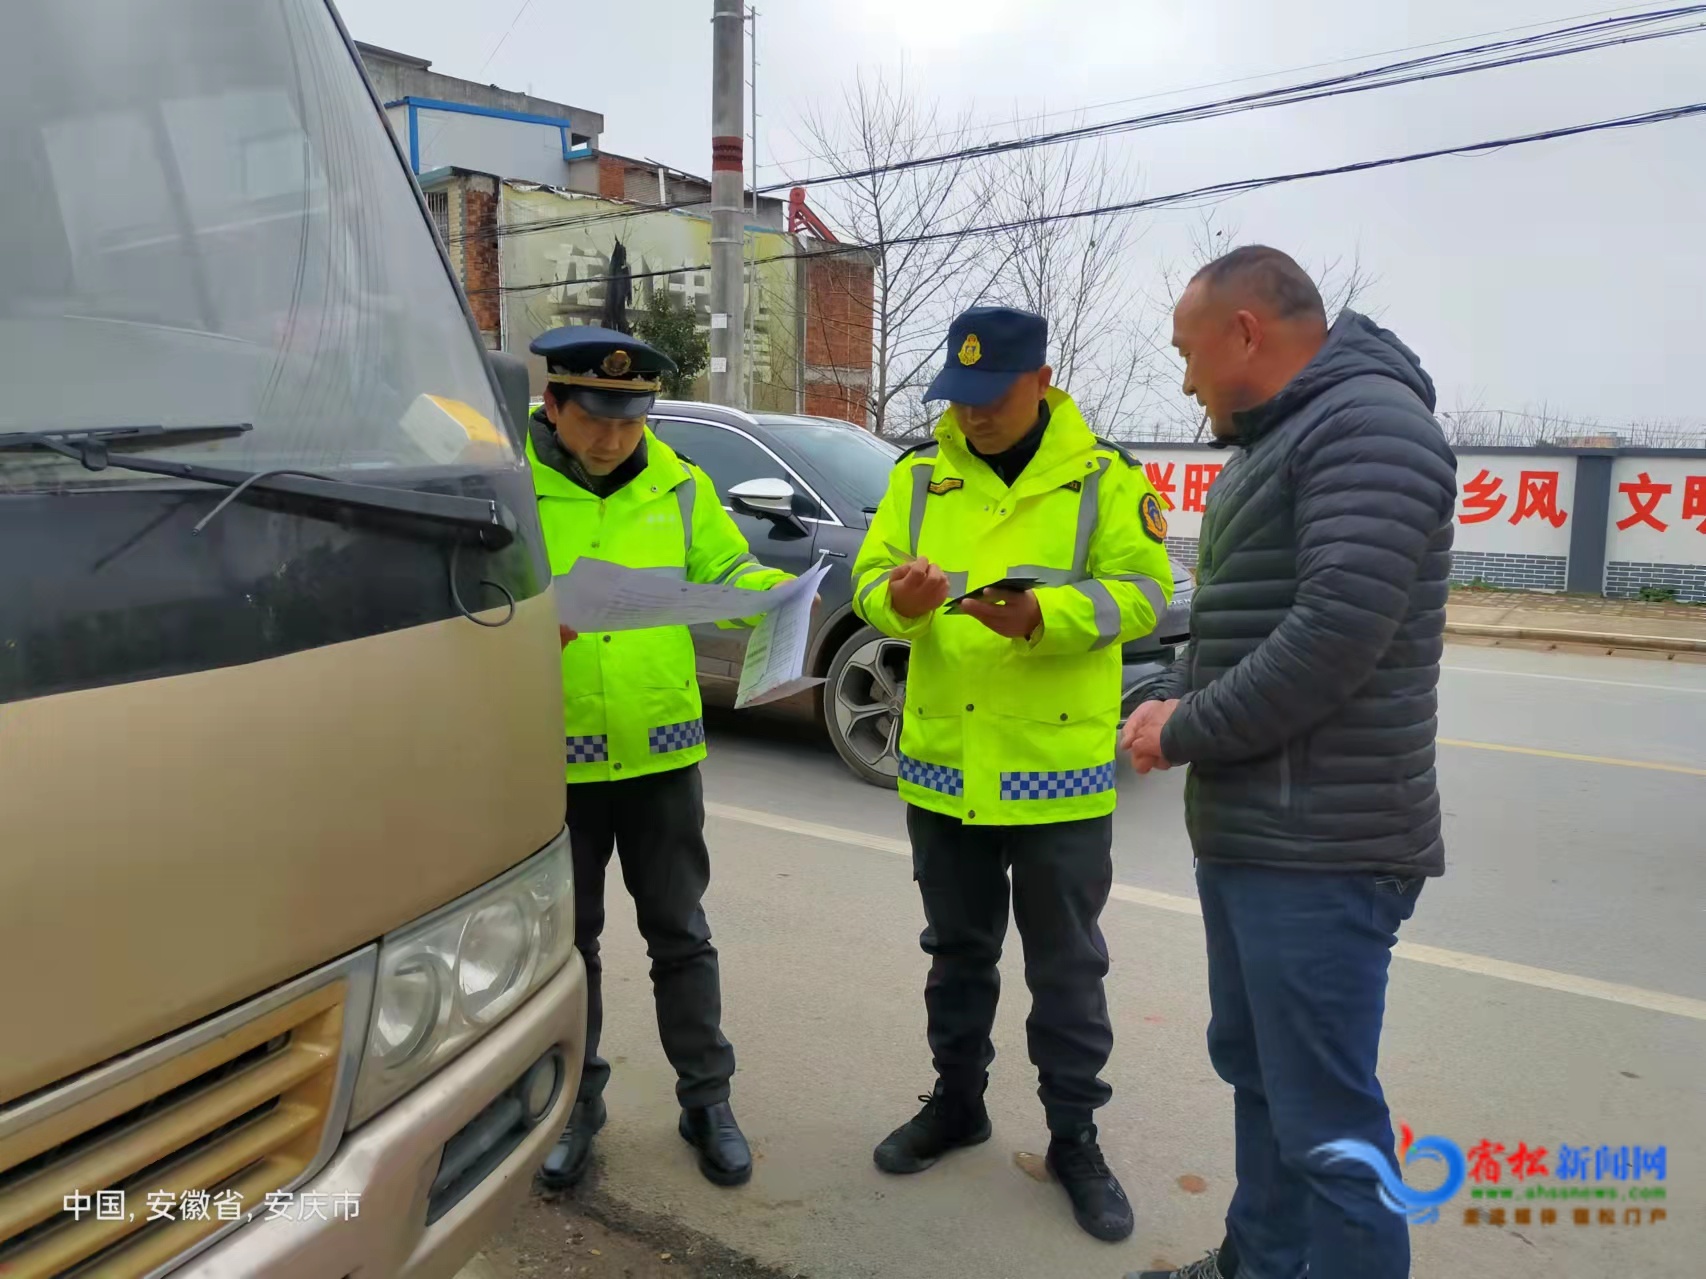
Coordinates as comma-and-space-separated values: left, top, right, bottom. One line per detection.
393, 95, 583, 130
408, 102, 420, 174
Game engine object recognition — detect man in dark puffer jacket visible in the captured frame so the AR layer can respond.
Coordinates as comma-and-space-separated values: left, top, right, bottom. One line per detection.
1124, 248, 1457, 1279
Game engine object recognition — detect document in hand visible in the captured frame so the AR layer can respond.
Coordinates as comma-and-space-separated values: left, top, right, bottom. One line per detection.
553, 557, 806, 632
734, 556, 835, 709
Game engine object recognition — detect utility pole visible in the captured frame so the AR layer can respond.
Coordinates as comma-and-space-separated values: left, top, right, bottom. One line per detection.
709, 3, 745, 407
745, 6, 759, 410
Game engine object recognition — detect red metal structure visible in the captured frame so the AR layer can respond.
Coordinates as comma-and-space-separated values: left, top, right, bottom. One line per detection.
787, 188, 839, 243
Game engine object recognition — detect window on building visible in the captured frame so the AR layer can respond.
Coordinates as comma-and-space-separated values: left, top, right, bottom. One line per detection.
426, 189, 450, 245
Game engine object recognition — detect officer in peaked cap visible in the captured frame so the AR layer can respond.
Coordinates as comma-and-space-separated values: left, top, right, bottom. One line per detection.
526, 325, 794, 1192
851, 305, 1175, 1243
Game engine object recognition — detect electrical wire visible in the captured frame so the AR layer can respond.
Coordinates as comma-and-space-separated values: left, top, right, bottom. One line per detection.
465, 99, 1706, 297
451, 3, 1706, 250
756, 0, 1685, 173
757, 4, 1706, 193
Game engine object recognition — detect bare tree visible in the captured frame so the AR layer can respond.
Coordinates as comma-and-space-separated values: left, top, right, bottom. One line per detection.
974, 129, 1168, 434
795, 67, 1008, 435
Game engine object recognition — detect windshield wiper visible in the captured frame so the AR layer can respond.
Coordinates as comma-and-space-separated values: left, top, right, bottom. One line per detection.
0, 424, 515, 549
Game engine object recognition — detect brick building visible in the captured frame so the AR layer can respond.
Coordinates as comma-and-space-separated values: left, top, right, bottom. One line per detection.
361, 41, 876, 427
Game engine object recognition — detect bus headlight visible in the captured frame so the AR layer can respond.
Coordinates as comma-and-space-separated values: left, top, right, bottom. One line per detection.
349, 835, 574, 1127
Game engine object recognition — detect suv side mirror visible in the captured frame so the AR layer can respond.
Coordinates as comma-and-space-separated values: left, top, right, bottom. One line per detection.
729, 477, 808, 537
487, 350, 533, 453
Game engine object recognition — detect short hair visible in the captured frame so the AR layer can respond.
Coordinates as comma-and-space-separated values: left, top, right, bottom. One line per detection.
1190, 245, 1326, 324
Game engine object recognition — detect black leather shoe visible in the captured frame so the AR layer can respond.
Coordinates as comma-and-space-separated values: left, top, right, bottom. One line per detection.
1048, 1127, 1134, 1242
873, 1083, 992, 1174
679, 1101, 752, 1187
538, 1096, 606, 1190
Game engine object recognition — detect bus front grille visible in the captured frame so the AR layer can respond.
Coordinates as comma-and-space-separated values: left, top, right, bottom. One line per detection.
0, 978, 352, 1278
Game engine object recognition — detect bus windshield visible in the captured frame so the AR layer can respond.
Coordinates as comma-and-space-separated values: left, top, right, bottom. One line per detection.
0, 0, 511, 492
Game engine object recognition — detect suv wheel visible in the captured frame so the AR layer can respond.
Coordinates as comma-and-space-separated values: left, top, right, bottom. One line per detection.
824, 626, 908, 789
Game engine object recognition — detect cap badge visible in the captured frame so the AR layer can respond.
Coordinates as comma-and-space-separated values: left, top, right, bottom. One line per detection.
601, 349, 633, 377
957, 334, 982, 367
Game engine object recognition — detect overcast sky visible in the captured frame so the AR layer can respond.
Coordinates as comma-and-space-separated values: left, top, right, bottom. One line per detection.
337, 0, 1705, 428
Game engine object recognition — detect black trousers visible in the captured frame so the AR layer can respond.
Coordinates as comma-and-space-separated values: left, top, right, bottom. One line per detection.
567, 764, 734, 1110
907, 805, 1115, 1137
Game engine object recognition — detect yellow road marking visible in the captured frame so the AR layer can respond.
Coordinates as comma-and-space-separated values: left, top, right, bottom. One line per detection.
705, 801, 1706, 1023
1438, 737, 1706, 778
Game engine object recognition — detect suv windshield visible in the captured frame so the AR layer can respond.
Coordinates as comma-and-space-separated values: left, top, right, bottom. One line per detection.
758, 417, 900, 513
0, 0, 511, 492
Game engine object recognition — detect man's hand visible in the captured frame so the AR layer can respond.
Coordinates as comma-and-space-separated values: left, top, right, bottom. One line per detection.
559, 625, 578, 648
888, 557, 952, 619
958, 588, 1043, 641
1121, 699, 1179, 774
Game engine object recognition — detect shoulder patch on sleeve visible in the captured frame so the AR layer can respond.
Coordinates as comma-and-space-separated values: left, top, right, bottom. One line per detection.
1140, 492, 1168, 543
1094, 436, 1140, 468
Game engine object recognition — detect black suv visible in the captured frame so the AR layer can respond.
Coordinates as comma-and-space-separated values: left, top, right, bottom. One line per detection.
643, 402, 1194, 788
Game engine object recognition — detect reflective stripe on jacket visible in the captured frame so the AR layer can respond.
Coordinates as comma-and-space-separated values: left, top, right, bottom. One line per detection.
528, 424, 789, 783
852, 388, 1174, 825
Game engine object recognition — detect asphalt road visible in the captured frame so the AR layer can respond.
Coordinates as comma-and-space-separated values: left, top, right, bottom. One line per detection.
488, 642, 1705, 1279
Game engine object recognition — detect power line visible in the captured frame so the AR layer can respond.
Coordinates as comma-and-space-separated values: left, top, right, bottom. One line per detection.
467, 98, 1706, 296
758, 4, 1706, 194
453, 3, 1706, 251
868, 100, 1706, 248
476, 0, 539, 78
758, 0, 1679, 174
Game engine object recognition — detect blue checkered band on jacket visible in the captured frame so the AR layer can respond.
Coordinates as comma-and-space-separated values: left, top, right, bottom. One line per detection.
1000, 761, 1117, 800
565, 735, 609, 764
897, 753, 965, 798
648, 718, 707, 754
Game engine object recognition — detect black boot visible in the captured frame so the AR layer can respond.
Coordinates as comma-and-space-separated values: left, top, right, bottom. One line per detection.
1047, 1127, 1133, 1242
679, 1101, 753, 1187
537, 1095, 606, 1190
873, 1083, 992, 1174
1128, 1238, 1238, 1278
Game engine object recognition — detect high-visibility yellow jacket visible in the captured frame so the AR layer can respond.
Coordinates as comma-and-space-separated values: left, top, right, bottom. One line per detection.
529, 425, 790, 784
852, 389, 1174, 825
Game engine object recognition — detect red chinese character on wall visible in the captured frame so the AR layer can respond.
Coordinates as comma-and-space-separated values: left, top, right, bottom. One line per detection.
1182, 463, 1223, 513
1145, 462, 1178, 511
1507, 1143, 1550, 1181
1467, 1140, 1506, 1184
1682, 475, 1706, 533
1510, 472, 1568, 528
1459, 469, 1506, 524
1617, 471, 1673, 532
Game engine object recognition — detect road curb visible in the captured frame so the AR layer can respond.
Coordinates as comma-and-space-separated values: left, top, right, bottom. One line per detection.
1445, 621, 1706, 654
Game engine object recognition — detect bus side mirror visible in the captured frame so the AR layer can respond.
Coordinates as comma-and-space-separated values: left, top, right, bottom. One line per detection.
488, 350, 532, 453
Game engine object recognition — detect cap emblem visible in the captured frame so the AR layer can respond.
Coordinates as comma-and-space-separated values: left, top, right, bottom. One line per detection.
601, 349, 633, 377
957, 334, 982, 367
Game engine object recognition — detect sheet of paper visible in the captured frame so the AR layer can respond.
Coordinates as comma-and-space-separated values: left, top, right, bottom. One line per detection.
554, 557, 792, 632
734, 557, 835, 709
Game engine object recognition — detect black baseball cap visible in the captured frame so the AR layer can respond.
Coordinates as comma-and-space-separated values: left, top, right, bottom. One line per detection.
923, 306, 1049, 407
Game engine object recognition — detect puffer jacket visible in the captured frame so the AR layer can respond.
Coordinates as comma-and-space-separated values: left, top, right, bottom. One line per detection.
1146, 310, 1459, 876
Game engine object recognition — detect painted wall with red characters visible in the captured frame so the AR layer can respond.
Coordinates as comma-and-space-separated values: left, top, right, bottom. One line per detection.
1128, 444, 1706, 601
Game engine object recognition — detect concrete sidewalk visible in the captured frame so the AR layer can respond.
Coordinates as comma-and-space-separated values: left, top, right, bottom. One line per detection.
1447, 588, 1706, 656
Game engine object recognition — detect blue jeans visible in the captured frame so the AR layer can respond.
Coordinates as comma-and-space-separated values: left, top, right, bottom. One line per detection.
1196, 861, 1424, 1279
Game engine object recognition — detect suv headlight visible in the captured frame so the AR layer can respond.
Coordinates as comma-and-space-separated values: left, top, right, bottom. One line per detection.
348, 834, 574, 1126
